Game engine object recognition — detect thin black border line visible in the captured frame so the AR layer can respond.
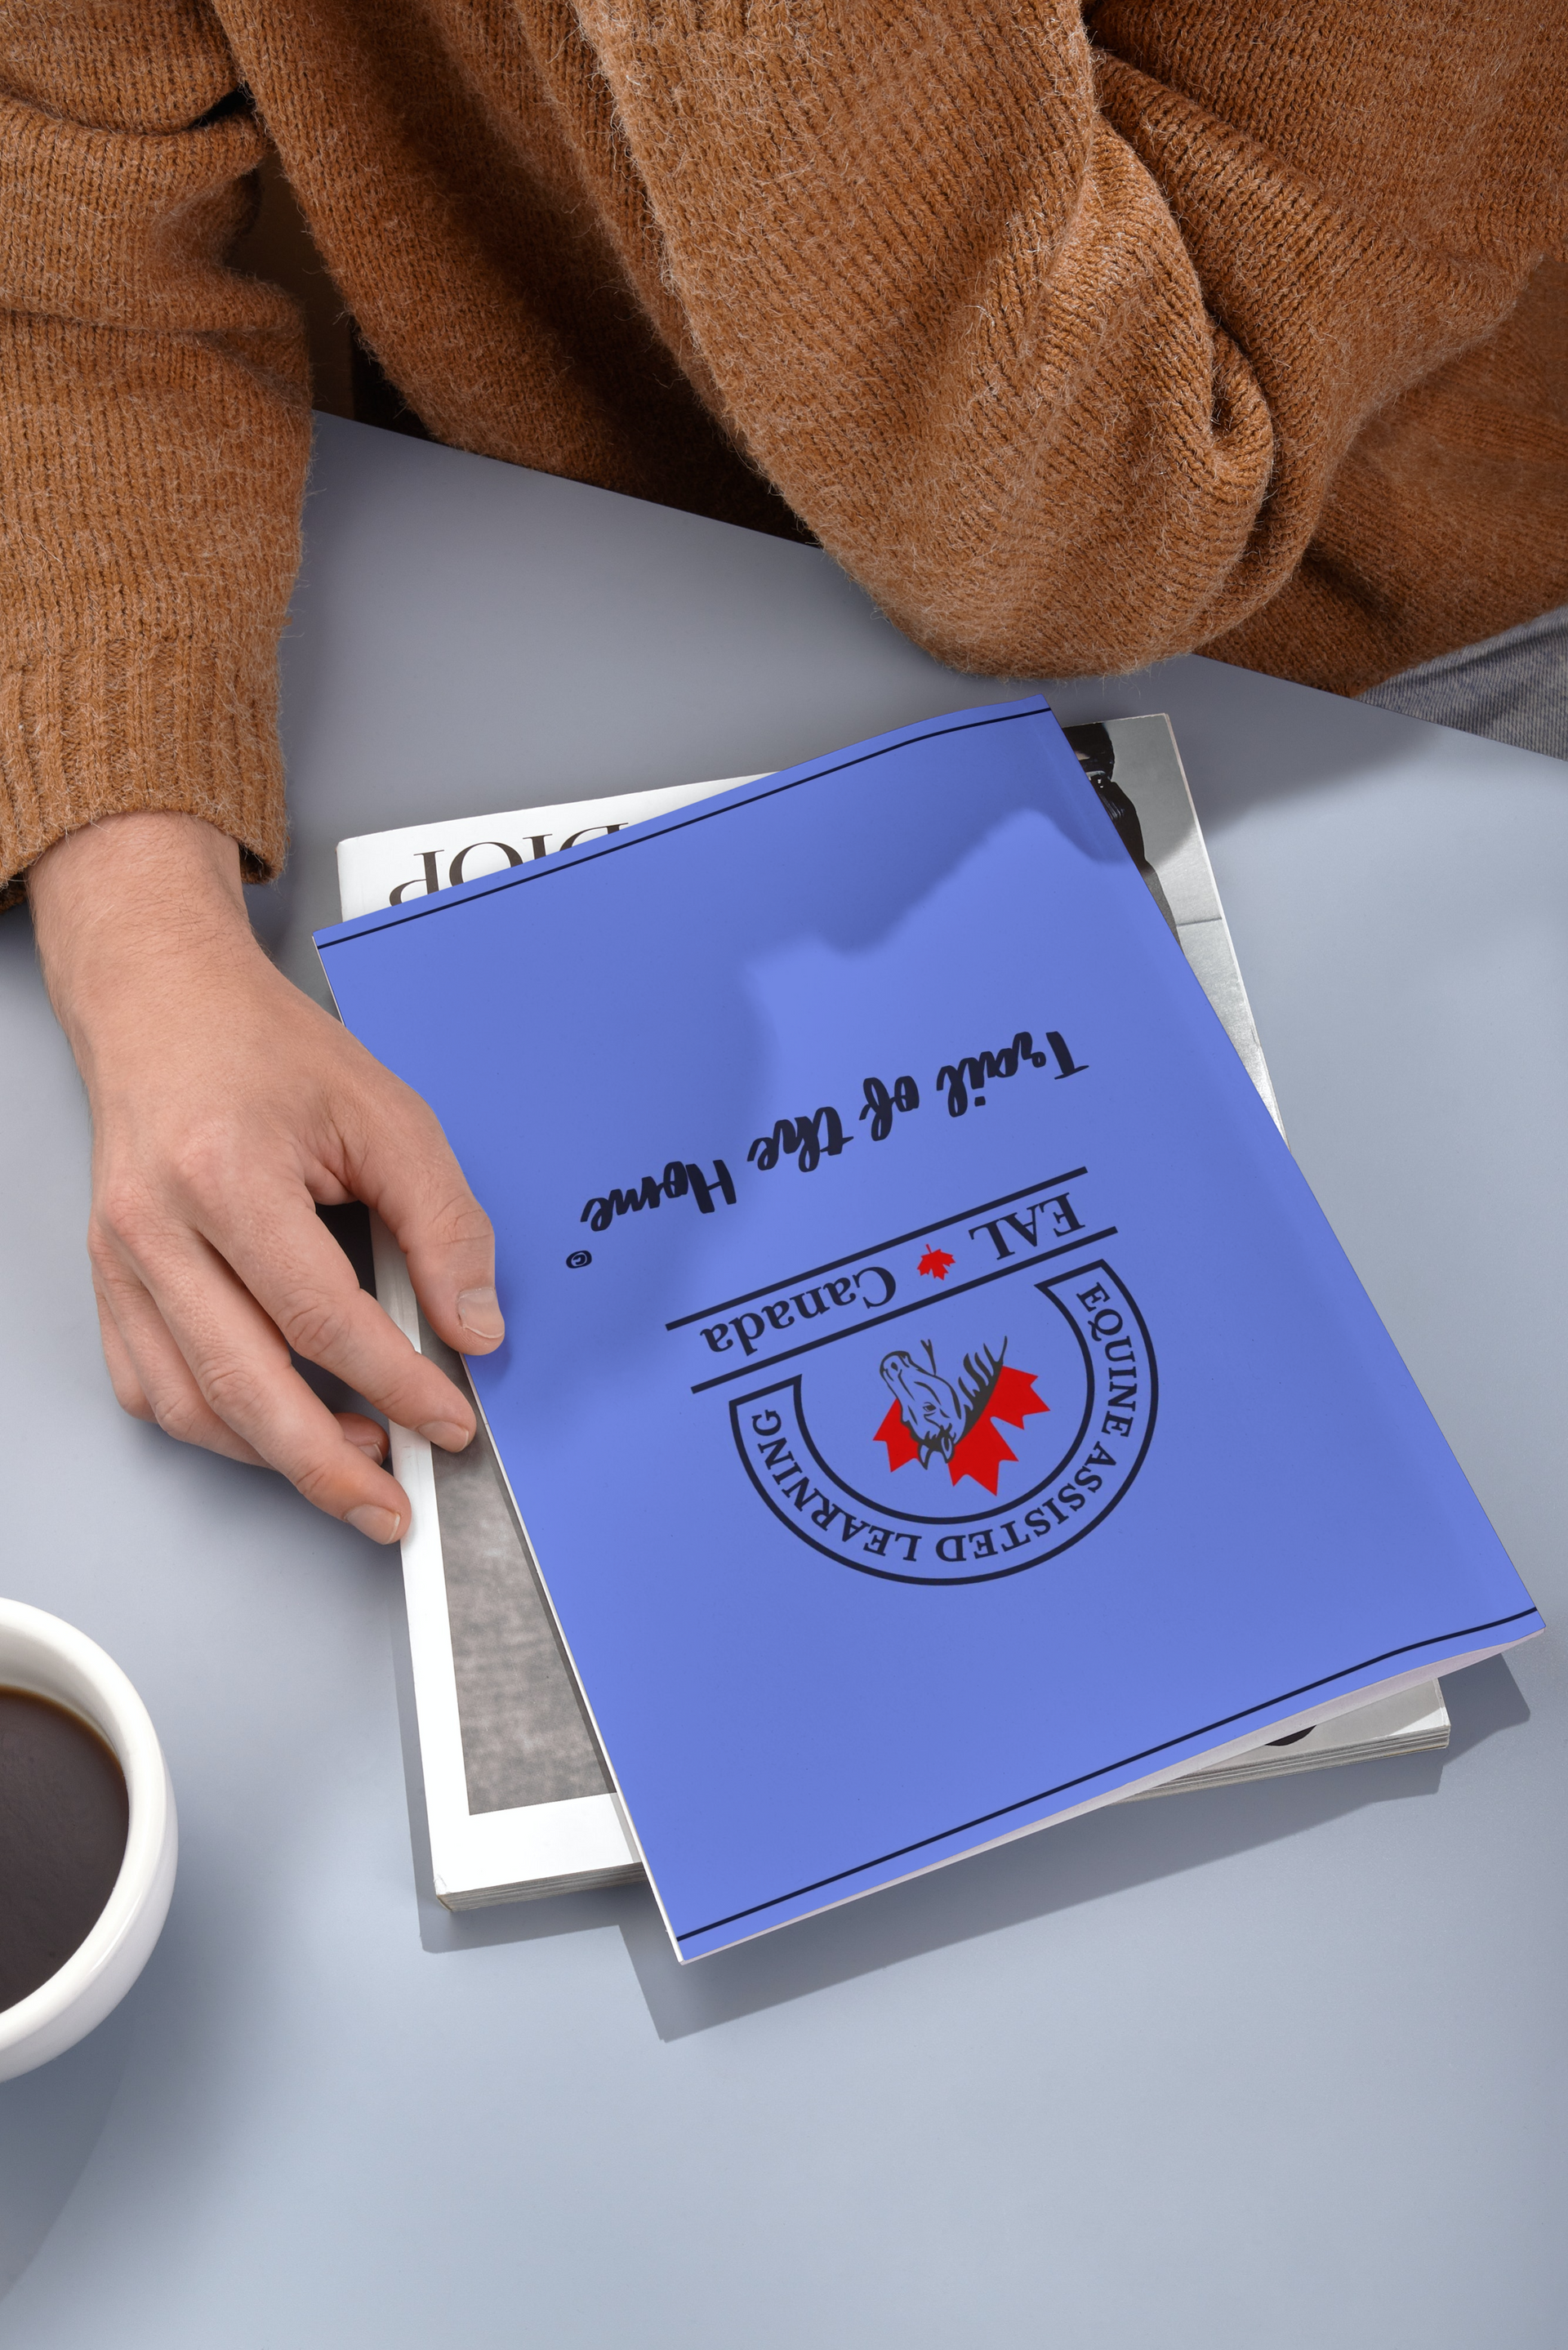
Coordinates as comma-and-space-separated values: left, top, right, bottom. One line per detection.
318, 707, 1044, 948
674, 1606, 1543, 1941
687, 1231, 1117, 1394
666, 1168, 1088, 1328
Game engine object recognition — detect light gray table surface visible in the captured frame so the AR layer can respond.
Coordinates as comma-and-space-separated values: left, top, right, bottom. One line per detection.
3, 414, 1566, 2347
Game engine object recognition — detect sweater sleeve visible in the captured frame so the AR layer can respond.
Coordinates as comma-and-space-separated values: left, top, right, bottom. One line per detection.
0, 2, 310, 906
576, 0, 1557, 683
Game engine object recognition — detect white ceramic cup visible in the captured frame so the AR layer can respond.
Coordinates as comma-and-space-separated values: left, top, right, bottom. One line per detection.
0, 1598, 178, 2082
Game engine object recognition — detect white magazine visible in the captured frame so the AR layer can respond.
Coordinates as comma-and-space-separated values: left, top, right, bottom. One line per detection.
336, 716, 1449, 1909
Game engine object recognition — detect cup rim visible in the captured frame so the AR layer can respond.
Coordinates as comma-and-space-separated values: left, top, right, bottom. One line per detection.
0, 1598, 177, 2071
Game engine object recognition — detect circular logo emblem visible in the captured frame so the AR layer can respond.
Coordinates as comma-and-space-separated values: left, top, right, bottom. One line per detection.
722, 1245, 1156, 1585
670, 1173, 1156, 1585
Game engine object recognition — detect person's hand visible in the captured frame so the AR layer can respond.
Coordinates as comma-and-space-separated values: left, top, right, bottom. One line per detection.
30, 810, 503, 1543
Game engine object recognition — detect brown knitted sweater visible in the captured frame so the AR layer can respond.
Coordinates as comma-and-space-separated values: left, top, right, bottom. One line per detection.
2, 2, 1564, 902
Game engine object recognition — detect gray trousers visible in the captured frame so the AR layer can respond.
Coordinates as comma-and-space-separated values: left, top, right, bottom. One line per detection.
1361, 602, 1568, 760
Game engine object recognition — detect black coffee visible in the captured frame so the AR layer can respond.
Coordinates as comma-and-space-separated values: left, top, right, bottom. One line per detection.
1, 1688, 129, 2012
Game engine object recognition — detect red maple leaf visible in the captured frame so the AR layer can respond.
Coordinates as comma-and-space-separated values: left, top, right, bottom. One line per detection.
874, 1400, 921, 1471
916, 1245, 955, 1281
875, 1364, 1049, 1494
947, 1367, 1048, 1492
984, 1364, 1052, 1434
946, 1414, 1018, 1494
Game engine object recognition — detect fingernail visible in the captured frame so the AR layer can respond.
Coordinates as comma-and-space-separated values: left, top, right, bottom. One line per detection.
353, 1438, 387, 1463
345, 1504, 403, 1545
456, 1285, 505, 1343
418, 1418, 472, 1451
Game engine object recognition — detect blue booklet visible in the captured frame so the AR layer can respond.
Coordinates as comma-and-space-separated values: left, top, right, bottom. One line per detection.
317, 699, 1542, 1960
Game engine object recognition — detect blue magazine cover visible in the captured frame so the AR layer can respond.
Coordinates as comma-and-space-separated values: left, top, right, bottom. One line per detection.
317, 699, 1542, 1960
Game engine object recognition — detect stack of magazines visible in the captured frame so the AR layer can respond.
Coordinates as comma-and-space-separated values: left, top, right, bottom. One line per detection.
329, 711, 1477, 1924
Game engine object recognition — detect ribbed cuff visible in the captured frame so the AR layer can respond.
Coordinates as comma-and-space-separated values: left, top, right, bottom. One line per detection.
0, 635, 287, 911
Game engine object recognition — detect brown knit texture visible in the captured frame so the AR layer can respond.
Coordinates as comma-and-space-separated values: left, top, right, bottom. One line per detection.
2, 1, 1564, 901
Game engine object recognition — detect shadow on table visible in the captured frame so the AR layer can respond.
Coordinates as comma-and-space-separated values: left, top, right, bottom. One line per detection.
394, 1630, 1528, 2043
0, 1992, 137, 2307
1044, 658, 1434, 838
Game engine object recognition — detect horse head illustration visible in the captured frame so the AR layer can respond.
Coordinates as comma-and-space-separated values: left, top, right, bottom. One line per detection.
879, 1348, 966, 1465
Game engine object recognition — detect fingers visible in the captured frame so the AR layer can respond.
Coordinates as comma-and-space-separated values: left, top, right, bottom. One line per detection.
192, 1176, 479, 1449
349, 1085, 505, 1360
92, 1279, 150, 1420
339, 1415, 390, 1465
93, 1269, 266, 1465
91, 1225, 411, 1539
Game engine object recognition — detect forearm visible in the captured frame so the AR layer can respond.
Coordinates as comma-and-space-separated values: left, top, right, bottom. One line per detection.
0, 17, 310, 907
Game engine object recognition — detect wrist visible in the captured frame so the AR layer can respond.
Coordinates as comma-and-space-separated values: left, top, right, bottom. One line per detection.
31, 813, 261, 1068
